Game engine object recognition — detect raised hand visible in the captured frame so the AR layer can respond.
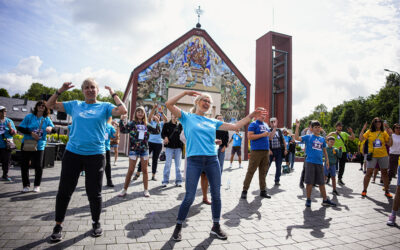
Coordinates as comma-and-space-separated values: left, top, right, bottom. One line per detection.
105, 86, 115, 95
295, 119, 300, 127
249, 107, 266, 119
347, 127, 353, 133
362, 122, 368, 130
184, 90, 201, 97
59, 82, 74, 93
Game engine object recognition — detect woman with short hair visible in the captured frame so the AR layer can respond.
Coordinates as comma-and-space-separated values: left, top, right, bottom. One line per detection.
46, 79, 127, 242
166, 90, 263, 241
18, 100, 54, 193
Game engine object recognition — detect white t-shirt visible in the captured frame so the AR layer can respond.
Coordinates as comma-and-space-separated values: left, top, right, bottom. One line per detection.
390, 134, 400, 154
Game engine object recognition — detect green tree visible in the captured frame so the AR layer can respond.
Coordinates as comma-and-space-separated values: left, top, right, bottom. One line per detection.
0, 88, 10, 97
12, 93, 21, 99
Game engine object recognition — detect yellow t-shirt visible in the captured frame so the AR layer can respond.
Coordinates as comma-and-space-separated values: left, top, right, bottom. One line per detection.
363, 130, 389, 158
359, 139, 366, 154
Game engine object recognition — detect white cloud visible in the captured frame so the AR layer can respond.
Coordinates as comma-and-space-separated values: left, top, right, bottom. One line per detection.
13, 56, 42, 76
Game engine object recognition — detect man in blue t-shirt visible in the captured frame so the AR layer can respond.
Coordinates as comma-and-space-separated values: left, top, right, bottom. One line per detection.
295, 119, 336, 208
241, 111, 276, 199
229, 130, 243, 168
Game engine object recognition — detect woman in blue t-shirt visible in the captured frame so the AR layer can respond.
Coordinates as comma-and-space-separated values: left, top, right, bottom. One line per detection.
0, 106, 17, 181
45, 79, 127, 242
166, 90, 262, 242
18, 100, 54, 193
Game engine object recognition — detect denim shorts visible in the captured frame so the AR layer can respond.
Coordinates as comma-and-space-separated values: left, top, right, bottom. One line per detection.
324, 163, 336, 177
129, 151, 149, 160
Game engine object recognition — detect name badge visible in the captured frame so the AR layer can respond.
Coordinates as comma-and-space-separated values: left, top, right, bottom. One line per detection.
373, 139, 382, 148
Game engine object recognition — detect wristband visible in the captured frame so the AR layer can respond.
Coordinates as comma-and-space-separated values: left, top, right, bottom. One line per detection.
55, 91, 62, 96
112, 93, 117, 98
116, 103, 122, 107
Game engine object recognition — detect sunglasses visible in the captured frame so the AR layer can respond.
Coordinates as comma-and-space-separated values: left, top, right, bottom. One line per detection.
374, 120, 382, 123
38, 104, 45, 107
201, 99, 211, 104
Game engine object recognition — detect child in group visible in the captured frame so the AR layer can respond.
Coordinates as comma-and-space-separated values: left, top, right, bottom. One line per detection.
387, 156, 400, 226
228, 129, 243, 169
295, 119, 336, 207
324, 136, 342, 195
118, 107, 160, 198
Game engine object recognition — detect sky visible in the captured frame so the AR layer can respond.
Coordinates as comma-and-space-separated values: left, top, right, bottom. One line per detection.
0, 0, 399, 119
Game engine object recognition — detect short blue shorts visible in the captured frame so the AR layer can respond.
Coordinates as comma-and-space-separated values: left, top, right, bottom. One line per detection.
111, 144, 118, 148
324, 162, 336, 177
129, 151, 149, 160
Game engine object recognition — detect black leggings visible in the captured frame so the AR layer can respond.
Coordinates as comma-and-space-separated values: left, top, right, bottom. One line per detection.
105, 150, 112, 184
55, 150, 105, 223
137, 142, 162, 174
21, 150, 44, 187
0, 148, 11, 178
337, 154, 347, 180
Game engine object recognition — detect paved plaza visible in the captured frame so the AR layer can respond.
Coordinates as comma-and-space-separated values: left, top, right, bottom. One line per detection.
0, 157, 400, 249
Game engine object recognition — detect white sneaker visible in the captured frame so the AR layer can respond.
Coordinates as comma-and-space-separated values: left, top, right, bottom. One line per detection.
229, 164, 232, 168
33, 186, 41, 192
144, 190, 150, 197
118, 189, 127, 197
239, 165, 243, 168
22, 187, 30, 193
113, 163, 117, 166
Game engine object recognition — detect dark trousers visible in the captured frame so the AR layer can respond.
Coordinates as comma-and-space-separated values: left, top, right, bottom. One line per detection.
0, 148, 11, 177
300, 161, 306, 184
389, 154, 400, 182
21, 150, 44, 187
268, 148, 283, 183
137, 142, 162, 174
337, 153, 347, 180
105, 150, 112, 184
55, 150, 105, 223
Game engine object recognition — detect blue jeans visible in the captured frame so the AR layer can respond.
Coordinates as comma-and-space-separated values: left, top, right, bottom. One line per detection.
288, 152, 295, 169
177, 155, 221, 224
217, 147, 225, 174
269, 148, 283, 183
162, 148, 182, 185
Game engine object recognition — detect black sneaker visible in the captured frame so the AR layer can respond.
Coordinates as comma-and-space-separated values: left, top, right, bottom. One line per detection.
326, 177, 330, 184
50, 224, 63, 242
338, 179, 345, 185
241, 190, 247, 199
333, 190, 339, 195
210, 223, 228, 240
107, 182, 114, 187
91, 222, 103, 237
172, 224, 182, 241
260, 190, 271, 199
274, 182, 280, 186
299, 182, 304, 189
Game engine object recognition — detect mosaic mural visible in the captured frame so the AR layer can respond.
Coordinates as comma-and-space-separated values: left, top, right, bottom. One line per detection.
136, 35, 247, 121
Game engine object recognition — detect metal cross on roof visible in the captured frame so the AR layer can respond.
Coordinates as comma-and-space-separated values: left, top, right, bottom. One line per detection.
195, 6, 203, 28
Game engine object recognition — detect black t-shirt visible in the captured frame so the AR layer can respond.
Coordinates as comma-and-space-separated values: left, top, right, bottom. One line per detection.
161, 121, 183, 149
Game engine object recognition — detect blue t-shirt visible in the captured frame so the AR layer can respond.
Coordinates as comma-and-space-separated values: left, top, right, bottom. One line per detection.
148, 121, 164, 144
179, 111, 223, 157
284, 135, 291, 150
232, 133, 242, 147
0, 118, 16, 149
19, 113, 54, 151
248, 120, 269, 150
302, 134, 326, 165
63, 101, 115, 155
105, 123, 116, 151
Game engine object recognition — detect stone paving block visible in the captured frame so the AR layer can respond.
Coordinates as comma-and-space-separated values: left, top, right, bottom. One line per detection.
257, 238, 280, 247
84, 245, 107, 250
222, 243, 247, 250
240, 240, 264, 249
106, 243, 129, 250
357, 239, 384, 248
291, 242, 315, 250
